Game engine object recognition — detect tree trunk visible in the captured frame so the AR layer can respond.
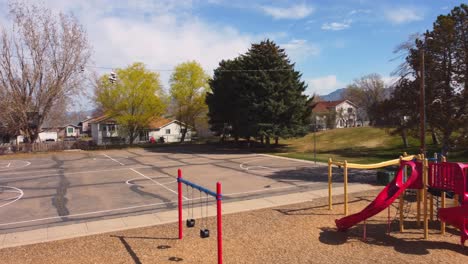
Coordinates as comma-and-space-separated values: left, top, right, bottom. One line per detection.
401, 129, 408, 148
180, 125, 187, 143
265, 136, 270, 147
431, 130, 440, 145
260, 136, 264, 145
441, 129, 452, 157
274, 136, 279, 145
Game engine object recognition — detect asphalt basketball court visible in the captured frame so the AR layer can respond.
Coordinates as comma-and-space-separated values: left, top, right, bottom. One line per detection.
0, 146, 366, 235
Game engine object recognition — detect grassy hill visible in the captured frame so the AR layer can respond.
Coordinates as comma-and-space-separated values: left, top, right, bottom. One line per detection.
273, 127, 467, 163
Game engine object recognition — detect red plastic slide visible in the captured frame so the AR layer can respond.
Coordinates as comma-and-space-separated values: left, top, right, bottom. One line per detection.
439, 205, 468, 246
335, 160, 421, 231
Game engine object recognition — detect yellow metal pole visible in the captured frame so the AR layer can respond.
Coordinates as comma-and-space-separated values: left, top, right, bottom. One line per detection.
441, 191, 446, 234
328, 158, 332, 210
423, 159, 429, 239
344, 160, 348, 216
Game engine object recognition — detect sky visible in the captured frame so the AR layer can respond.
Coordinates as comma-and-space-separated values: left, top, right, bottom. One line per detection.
0, 0, 465, 111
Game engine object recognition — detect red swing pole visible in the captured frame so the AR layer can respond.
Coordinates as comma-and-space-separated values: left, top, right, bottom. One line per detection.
216, 182, 223, 264
178, 169, 183, 240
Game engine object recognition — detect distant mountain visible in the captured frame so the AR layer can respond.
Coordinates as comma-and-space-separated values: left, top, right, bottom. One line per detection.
319, 88, 346, 101
319, 87, 395, 102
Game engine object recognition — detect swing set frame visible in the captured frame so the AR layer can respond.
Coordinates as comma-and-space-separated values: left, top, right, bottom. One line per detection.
177, 169, 223, 264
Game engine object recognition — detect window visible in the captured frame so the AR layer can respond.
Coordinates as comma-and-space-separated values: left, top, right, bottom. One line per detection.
348, 108, 353, 113
165, 129, 171, 134
67, 127, 74, 134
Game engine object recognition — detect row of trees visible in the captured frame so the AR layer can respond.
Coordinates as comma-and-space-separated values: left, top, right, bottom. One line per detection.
207, 40, 312, 145
373, 4, 467, 154
94, 61, 210, 144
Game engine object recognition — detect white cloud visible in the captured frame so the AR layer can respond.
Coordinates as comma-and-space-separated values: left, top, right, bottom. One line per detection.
321, 20, 352, 31
385, 7, 423, 24
4, 0, 256, 110
18, 1, 253, 84
305, 75, 343, 96
281, 39, 320, 62
260, 4, 314, 20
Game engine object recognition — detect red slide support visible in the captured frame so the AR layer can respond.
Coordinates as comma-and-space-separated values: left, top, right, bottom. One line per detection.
335, 160, 421, 231
435, 163, 468, 246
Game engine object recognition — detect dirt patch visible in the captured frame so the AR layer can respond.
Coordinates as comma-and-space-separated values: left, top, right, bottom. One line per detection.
1, 190, 467, 263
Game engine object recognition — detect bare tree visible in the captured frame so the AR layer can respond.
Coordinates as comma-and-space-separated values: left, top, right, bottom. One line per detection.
0, 1, 91, 142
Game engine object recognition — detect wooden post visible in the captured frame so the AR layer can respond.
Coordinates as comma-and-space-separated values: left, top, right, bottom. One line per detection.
399, 156, 404, 232
423, 159, 429, 239
416, 189, 421, 227
441, 191, 446, 234
453, 194, 459, 207
328, 158, 332, 210
399, 193, 404, 232
344, 160, 348, 216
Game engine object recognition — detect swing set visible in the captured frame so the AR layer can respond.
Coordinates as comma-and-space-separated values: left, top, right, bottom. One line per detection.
177, 169, 223, 264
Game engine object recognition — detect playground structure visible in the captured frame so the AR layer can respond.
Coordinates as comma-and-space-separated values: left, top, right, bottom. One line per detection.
177, 169, 223, 264
329, 155, 468, 246
327, 153, 415, 215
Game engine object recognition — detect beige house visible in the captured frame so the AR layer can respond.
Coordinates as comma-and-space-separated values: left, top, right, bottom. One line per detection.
312, 100, 358, 129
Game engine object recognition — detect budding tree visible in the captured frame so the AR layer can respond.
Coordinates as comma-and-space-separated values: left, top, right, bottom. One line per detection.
0, 2, 91, 142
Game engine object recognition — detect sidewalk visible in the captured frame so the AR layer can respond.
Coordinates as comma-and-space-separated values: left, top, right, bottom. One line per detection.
0, 183, 379, 249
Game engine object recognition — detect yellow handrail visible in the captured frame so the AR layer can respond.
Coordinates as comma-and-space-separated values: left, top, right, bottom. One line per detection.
330, 155, 415, 170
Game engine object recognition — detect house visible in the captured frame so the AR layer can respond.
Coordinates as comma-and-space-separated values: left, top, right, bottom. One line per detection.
77, 117, 94, 137
89, 115, 122, 145
147, 118, 192, 143
38, 128, 59, 142
16, 128, 58, 143
58, 124, 80, 138
312, 100, 358, 129
88, 115, 192, 145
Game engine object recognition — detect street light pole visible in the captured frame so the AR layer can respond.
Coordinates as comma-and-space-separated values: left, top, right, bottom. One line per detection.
420, 42, 426, 156
313, 122, 317, 165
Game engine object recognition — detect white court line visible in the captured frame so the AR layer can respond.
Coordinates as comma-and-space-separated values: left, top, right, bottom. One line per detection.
130, 168, 187, 200
125, 177, 174, 186
0, 186, 23, 209
0, 200, 174, 227
6, 163, 11, 168
0, 166, 153, 181
102, 154, 125, 166
0, 161, 31, 171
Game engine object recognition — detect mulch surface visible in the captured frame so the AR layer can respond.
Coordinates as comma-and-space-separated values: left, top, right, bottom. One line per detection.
1, 190, 467, 263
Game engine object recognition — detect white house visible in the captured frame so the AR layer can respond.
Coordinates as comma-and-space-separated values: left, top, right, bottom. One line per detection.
16, 129, 58, 143
147, 118, 192, 143
89, 115, 121, 145
312, 100, 359, 129
88, 115, 192, 145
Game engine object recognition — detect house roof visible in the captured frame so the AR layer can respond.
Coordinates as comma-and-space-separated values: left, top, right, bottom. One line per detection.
148, 118, 175, 129
88, 115, 116, 124
312, 100, 357, 113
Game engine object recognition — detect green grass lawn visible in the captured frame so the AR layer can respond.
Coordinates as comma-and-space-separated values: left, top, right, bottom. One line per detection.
270, 127, 468, 163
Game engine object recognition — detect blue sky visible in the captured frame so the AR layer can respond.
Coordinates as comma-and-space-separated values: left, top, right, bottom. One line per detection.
0, 0, 465, 111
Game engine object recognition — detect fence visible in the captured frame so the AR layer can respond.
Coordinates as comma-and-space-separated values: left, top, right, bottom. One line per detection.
0, 141, 90, 154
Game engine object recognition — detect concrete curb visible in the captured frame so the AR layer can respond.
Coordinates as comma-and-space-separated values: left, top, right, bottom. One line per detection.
258, 153, 329, 166
0, 183, 380, 249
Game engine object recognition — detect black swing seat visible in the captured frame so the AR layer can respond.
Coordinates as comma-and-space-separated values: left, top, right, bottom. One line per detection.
186, 219, 196, 228
200, 229, 210, 238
